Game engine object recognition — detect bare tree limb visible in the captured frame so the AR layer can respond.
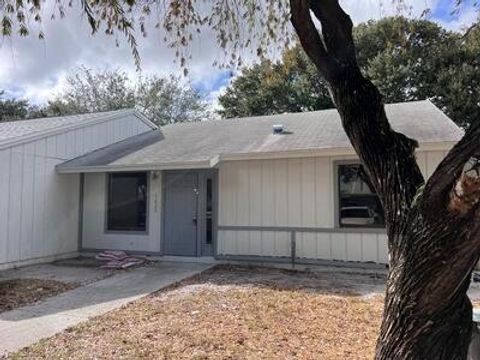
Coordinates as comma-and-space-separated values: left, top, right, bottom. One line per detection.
462, 22, 479, 40
309, 0, 356, 66
289, 0, 337, 82
289, 0, 425, 260
448, 158, 480, 215
423, 121, 480, 216
288, 1, 480, 357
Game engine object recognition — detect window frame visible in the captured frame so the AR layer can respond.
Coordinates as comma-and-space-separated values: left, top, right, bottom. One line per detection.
104, 171, 150, 235
205, 176, 214, 245
334, 161, 386, 230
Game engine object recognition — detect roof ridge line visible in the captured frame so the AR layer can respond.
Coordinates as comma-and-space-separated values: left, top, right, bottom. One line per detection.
161, 100, 434, 129
0, 109, 137, 150
0, 108, 134, 126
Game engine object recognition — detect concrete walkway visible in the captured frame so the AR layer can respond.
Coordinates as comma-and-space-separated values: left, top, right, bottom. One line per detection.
0, 261, 213, 356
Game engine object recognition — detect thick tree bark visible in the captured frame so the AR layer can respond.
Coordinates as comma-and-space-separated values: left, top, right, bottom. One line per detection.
289, 0, 480, 358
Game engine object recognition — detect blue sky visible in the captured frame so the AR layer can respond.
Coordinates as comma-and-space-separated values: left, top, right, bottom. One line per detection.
0, 0, 477, 109
192, 71, 232, 103
432, 0, 478, 28
432, 0, 455, 19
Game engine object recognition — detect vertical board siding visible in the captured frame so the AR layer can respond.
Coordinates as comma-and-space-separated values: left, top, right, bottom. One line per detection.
7, 149, 23, 261
218, 150, 448, 264
0, 114, 153, 267
0, 148, 10, 263
20, 143, 35, 260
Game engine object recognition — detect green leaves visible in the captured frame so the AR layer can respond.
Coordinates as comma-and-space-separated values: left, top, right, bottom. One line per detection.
1, 15, 12, 36
135, 75, 211, 125
218, 48, 334, 118
219, 16, 480, 129
26, 67, 210, 126
0, 0, 294, 72
0, 90, 29, 122
358, 17, 480, 128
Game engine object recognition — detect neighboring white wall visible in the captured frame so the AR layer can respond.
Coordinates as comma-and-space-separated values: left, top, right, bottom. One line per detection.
217, 149, 449, 264
82, 172, 162, 253
416, 149, 449, 178
0, 114, 153, 269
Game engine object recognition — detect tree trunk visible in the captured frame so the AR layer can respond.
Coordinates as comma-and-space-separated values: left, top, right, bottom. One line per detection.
468, 322, 480, 359
289, 0, 480, 358
377, 273, 473, 359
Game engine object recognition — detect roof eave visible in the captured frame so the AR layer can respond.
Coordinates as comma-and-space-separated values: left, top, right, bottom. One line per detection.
56, 159, 213, 173
133, 110, 158, 130
56, 140, 459, 174
219, 141, 458, 161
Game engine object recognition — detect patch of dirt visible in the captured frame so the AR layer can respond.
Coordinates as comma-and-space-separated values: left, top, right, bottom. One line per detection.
0, 279, 77, 314
9, 266, 384, 360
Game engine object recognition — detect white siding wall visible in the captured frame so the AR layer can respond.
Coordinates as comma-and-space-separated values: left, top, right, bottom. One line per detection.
217, 149, 449, 264
0, 115, 152, 269
82, 172, 162, 253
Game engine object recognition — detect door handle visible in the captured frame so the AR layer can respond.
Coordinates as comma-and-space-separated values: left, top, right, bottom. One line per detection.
192, 216, 197, 224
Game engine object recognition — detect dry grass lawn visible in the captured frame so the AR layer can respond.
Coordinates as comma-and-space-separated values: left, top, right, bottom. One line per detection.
0, 279, 76, 314
9, 266, 386, 360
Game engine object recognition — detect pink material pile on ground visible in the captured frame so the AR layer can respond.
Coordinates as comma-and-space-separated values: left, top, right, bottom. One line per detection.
95, 250, 151, 269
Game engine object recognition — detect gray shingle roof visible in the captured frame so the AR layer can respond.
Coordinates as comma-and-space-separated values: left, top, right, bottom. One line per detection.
58, 100, 463, 172
0, 109, 144, 147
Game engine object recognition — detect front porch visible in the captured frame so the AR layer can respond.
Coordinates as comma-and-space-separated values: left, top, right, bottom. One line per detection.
79, 169, 219, 257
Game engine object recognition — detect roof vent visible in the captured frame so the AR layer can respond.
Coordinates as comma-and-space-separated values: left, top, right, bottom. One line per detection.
273, 124, 284, 134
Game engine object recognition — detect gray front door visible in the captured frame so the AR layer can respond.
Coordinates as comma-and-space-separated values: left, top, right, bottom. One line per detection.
164, 172, 198, 256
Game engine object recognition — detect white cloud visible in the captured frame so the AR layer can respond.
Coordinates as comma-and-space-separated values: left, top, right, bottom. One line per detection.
438, 4, 479, 31
0, 1, 227, 104
208, 82, 231, 113
341, 0, 439, 24
0, 0, 477, 107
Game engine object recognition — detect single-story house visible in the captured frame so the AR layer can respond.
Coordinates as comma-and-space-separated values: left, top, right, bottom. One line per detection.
0, 100, 463, 270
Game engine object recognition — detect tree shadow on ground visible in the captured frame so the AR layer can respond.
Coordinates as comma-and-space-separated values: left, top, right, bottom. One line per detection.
153, 264, 388, 299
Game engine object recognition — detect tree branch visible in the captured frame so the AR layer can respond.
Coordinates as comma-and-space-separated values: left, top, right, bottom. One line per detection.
290, 0, 423, 188
448, 158, 480, 215
424, 121, 480, 216
462, 22, 479, 40
289, 0, 425, 260
308, 0, 356, 66
289, 0, 337, 82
